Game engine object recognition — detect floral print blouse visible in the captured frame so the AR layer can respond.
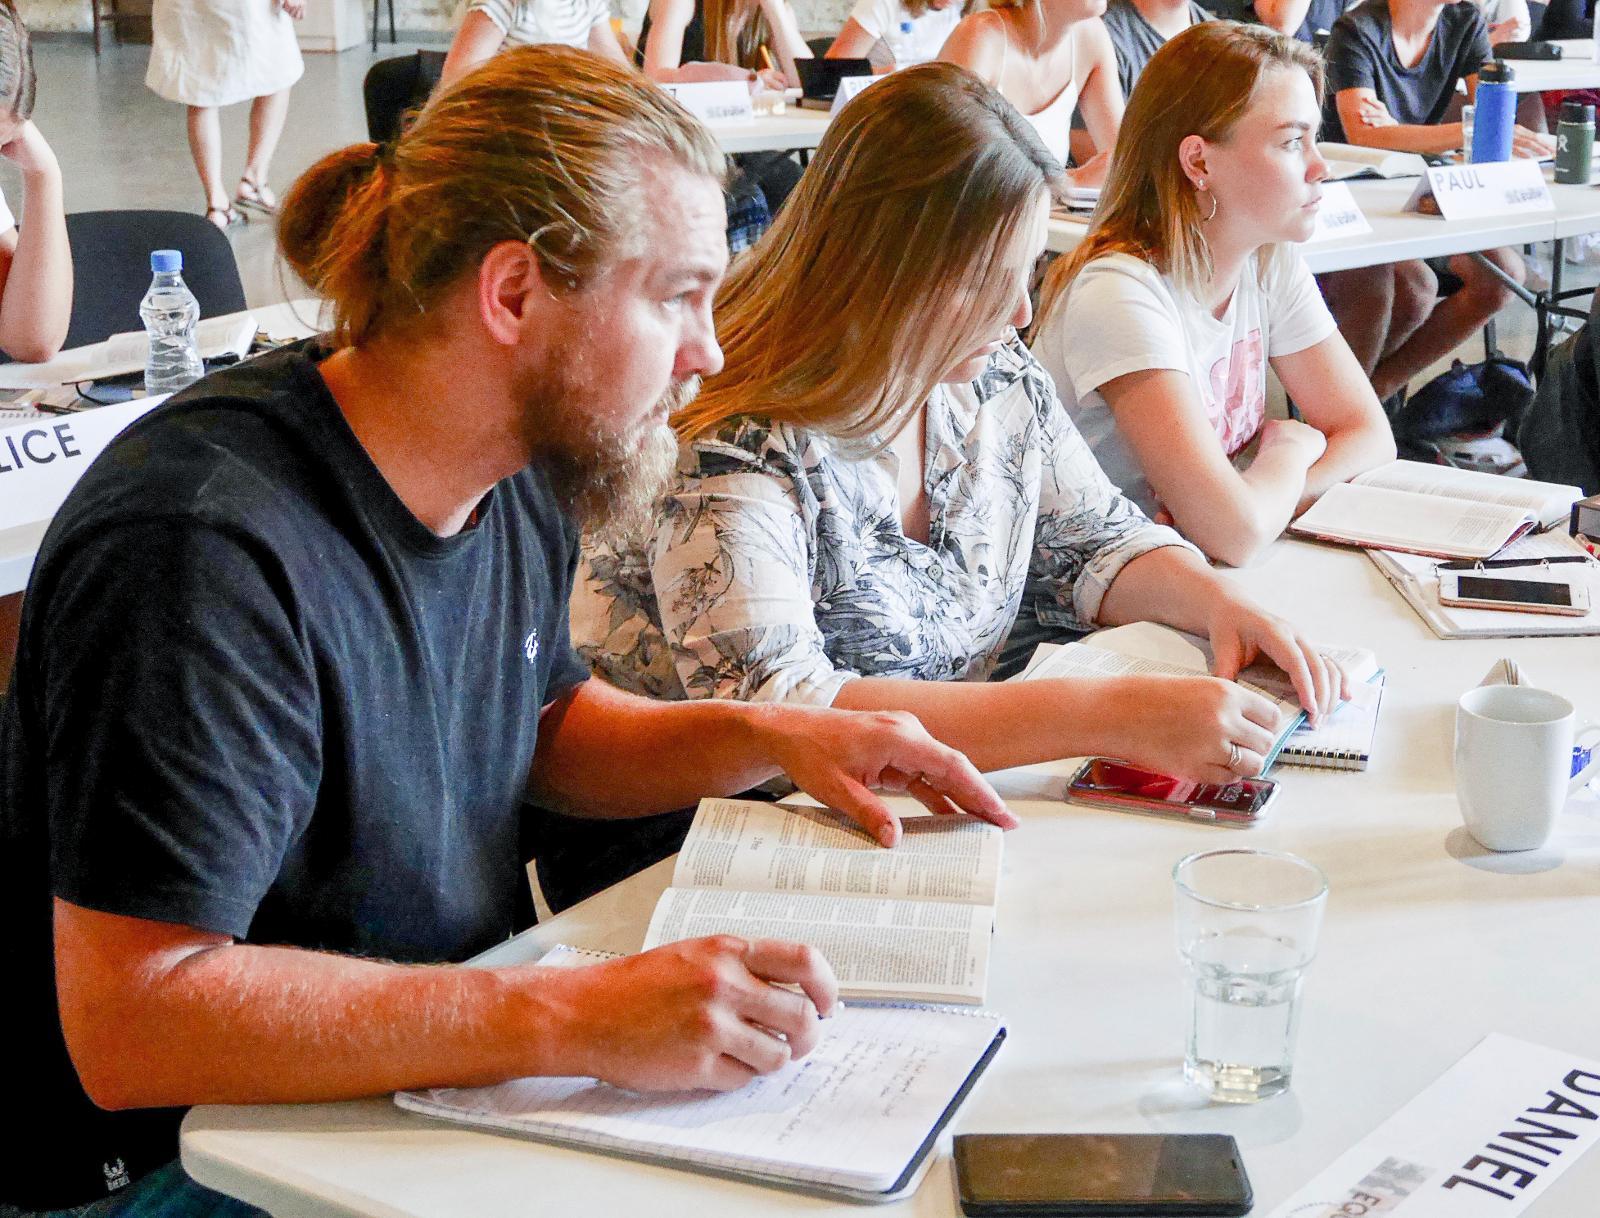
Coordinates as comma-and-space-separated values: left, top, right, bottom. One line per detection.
570, 339, 1197, 705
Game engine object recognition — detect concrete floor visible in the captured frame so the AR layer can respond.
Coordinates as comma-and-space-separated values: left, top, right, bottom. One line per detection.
6, 39, 449, 307
5, 38, 1592, 383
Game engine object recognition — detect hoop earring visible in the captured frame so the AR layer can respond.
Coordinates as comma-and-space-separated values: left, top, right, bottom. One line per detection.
1196, 179, 1219, 223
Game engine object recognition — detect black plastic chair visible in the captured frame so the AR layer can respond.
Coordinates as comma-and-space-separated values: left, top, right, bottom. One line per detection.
363, 51, 447, 146
60, 210, 246, 352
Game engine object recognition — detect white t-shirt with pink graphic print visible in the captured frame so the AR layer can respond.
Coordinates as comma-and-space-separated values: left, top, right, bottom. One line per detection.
1032, 248, 1336, 517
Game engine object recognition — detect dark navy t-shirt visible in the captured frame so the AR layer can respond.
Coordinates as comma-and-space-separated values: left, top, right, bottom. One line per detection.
1322, 0, 1491, 141
0, 341, 589, 1208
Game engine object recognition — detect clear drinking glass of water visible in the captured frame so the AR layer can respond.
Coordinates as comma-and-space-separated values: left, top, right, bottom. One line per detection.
1173, 849, 1328, 1104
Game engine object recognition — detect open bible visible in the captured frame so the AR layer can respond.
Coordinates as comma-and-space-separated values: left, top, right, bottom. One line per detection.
640, 798, 1004, 1005
1318, 142, 1429, 181
1290, 460, 1582, 560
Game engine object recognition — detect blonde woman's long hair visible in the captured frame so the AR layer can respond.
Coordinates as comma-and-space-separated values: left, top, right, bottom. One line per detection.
703, 0, 772, 69
1037, 21, 1322, 324
675, 62, 1065, 447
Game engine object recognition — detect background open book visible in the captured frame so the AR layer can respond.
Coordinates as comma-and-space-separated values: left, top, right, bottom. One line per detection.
1318, 142, 1428, 181
1290, 460, 1582, 561
1018, 623, 1381, 774
396, 944, 1005, 1202
642, 798, 1003, 1005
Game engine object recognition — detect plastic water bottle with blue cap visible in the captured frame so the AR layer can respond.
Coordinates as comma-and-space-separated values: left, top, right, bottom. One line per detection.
140, 248, 204, 395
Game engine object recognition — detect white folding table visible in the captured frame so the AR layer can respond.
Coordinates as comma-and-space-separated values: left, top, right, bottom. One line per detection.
180, 538, 1600, 1217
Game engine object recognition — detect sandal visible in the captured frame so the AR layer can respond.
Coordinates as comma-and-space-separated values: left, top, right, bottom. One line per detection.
234, 175, 278, 216
205, 204, 246, 231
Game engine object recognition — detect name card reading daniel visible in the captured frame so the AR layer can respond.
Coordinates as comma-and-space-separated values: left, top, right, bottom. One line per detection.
1403, 160, 1553, 222
0, 398, 161, 532
661, 80, 753, 125
1308, 181, 1373, 243
1266, 1034, 1600, 1218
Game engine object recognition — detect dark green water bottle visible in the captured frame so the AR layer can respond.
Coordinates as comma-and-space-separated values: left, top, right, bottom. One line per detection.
1556, 100, 1595, 185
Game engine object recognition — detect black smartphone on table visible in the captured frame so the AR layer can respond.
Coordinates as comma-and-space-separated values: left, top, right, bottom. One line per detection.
954, 1133, 1253, 1216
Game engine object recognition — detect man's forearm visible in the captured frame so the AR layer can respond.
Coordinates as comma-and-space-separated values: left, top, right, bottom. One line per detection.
1345, 121, 1463, 155
530, 679, 787, 817
56, 902, 587, 1110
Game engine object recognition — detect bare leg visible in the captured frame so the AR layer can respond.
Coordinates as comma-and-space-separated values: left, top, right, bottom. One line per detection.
1373, 247, 1524, 397
1319, 265, 1396, 377
240, 90, 291, 204
186, 105, 228, 214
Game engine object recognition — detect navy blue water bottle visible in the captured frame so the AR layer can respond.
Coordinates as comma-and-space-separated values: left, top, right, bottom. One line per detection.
1471, 60, 1517, 163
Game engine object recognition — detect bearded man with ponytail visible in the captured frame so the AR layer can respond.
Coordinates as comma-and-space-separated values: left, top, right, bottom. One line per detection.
0, 47, 1011, 1216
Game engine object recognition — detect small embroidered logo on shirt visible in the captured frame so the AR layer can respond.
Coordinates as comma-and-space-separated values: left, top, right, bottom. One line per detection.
102, 1159, 130, 1191
523, 630, 539, 665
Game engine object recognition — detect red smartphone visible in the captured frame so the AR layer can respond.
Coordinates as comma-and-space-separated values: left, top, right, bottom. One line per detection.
1066, 758, 1279, 826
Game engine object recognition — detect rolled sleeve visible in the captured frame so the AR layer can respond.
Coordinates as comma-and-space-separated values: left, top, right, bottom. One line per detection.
1030, 372, 1202, 631
650, 448, 858, 708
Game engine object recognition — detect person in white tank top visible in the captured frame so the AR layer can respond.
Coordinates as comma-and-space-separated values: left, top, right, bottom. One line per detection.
940, 0, 1121, 182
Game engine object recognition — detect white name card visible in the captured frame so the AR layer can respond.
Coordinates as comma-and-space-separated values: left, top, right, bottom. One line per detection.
1307, 181, 1373, 243
1403, 159, 1554, 221
661, 80, 754, 125
0, 398, 162, 532
830, 73, 880, 114
1264, 1035, 1600, 1218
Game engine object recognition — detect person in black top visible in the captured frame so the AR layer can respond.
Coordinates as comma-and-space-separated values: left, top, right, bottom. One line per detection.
1317, 0, 1548, 404
0, 46, 1013, 1217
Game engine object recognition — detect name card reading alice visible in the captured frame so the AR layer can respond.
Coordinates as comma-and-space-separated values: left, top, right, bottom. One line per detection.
1404, 160, 1554, 222
1307, 181, 1373, 243
0, 398, 160, 532
661, 81, 754, 125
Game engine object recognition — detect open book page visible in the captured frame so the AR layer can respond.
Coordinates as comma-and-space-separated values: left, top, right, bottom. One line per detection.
643, 888, 993, 1004
1318, 142, 1428, 180
1292, 482, 1535, 559
395, 1003, 1004, 1195
1351, 461, 1581, 527
1278, 674, 1387, 769
672, 799, 1003, 907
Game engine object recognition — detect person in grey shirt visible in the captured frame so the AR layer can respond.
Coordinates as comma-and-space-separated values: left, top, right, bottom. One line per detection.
1101, 0, 1211, 101
1069, 0, 1208, 159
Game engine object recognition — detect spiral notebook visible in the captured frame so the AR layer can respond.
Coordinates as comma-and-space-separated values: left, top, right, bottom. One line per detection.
1276, 672, 1387, 772
395, 946, 1006, 1203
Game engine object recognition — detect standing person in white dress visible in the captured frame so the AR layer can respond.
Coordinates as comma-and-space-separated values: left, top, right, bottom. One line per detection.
146, 0, 305, 231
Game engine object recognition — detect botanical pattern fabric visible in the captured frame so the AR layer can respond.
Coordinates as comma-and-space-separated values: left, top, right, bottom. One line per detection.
571, 339, 1196, 705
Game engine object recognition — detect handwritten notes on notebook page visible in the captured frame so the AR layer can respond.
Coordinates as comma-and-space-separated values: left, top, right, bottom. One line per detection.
397, 947, 1004, 1197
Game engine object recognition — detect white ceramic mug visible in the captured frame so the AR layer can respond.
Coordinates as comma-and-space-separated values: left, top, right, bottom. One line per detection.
1455, 685, 1600, 852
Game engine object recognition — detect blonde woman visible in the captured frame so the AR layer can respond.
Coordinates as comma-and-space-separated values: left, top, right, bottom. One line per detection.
939, 0, 1121, 183
637, 0, 811, 88
1031, 22, 1394, 568
575, 64, 1345, 806
826, 0, 962, 68
440, 0, 630, 89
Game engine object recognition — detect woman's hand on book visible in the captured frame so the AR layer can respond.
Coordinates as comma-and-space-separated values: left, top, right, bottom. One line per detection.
752, 705, 1019, 846
556, 936, 838, 1092
1206, 594, 1350, 725
1092, 673, 1281, 783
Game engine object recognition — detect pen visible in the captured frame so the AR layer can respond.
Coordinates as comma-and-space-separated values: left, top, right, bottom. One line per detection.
1436, 555, 1593, 571
759, 44, 775, 73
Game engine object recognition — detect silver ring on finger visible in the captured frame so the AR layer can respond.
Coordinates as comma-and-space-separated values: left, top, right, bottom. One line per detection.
1226, 741, 1243, 772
